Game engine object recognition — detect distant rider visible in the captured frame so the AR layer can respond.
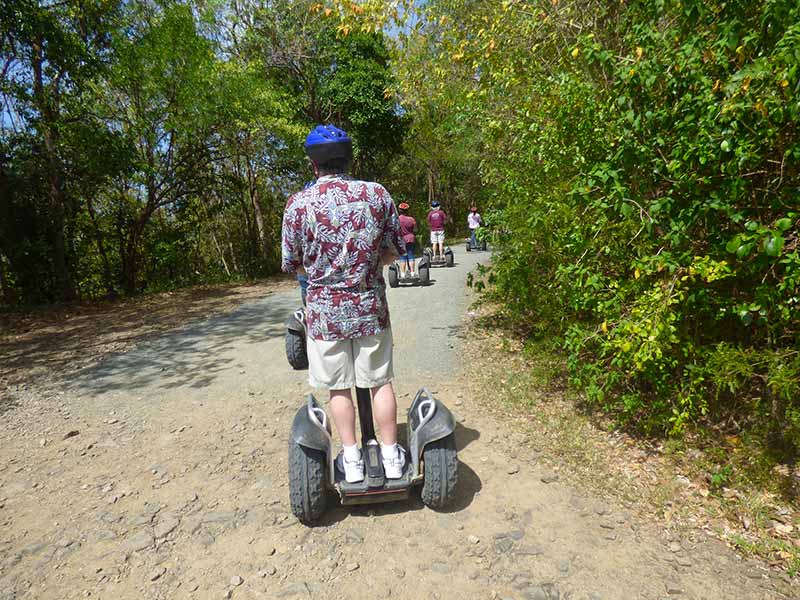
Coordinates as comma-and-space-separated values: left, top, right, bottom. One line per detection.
467, 205, 483, 250
281, 124, 407, 483
398, 202, 416, 278
427, 201, 447, 260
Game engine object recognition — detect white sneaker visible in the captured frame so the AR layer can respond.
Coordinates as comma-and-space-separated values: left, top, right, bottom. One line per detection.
336, 451, 365, 483
382, 445, 407, 479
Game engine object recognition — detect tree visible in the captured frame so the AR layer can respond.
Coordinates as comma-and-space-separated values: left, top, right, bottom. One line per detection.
1, 0, 121, 301
246, 0, 407, 181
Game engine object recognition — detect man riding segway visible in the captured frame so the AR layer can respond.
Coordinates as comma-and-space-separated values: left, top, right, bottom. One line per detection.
398, 202, 416, 279
281, 124, 406, 484
427, 200, 447, 261
281, 125, 459, 523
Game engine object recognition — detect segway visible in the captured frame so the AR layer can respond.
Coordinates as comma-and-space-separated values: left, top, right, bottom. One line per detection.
285, 308, 308, 370
387, 254, 431, 288
283, 311, 459, 523
423, 247, 454, 268
465, 233, 488, 252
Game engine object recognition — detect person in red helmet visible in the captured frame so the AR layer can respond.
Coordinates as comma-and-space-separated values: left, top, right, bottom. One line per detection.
427, 200, 447, 260
397, 202, 417, 278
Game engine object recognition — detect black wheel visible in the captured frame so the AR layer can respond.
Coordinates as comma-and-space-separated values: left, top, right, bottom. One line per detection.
418, 265, 430, 285
465, 241, 471, 252
445, 251, 454, 267
285, 330, 308, 370
388, 265, 399, 288
480, 239, 487, 251
288, 442, 327, 523
420, 434, 458, 509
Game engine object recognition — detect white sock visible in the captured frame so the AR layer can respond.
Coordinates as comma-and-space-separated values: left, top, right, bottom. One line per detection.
381, 443, 399, 461
343, 444, 361, 462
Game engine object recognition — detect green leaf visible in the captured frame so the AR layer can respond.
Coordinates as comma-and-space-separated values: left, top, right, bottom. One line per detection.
763, 235, 784, 257
736, 243, 754, 259
775, 218, 793, 231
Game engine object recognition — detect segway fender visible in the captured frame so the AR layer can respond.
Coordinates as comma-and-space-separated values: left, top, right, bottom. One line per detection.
291, 394, 332, 454
407, 388, 457, 479
285, 308, 306, 334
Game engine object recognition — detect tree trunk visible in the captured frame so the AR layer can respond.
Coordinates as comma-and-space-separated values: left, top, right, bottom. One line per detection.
0, 249, 16, 305
31, 39, 76, 301
228, 242, 239, 274
198, 197, 231, 277
86, 196, 117, 297
211, 229, 231, 277
247, 163, 268, 260
120, 210, 151, 295
120, 224, 141, 295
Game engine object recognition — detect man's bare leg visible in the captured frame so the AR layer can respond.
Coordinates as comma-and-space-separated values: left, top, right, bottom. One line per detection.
330, 388, 356, 446
371, 382, 397, 445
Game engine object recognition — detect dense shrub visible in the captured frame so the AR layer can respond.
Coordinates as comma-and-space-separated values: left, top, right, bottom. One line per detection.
398, 0, 800, 447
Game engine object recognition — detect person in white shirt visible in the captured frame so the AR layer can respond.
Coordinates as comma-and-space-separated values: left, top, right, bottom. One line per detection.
467, 205, 483, 249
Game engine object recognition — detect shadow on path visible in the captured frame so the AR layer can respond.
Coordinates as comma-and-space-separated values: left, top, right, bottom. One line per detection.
67, 293, 298, 397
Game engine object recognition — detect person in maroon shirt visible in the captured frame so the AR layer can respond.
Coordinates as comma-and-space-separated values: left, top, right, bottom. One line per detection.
427, 200, 447, 260
397, 202, 416, 278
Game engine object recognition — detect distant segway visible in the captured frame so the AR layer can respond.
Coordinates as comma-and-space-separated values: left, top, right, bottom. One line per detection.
423, 247, 454, 268
387, 254, 431, 288
283, 309, 459, 523
465, 234, 488, 252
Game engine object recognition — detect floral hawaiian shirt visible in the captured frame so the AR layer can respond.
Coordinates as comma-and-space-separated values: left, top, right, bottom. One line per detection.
281, 175, 405, 341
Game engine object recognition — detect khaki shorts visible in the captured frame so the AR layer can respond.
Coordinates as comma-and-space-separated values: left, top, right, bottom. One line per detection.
307, 329, 394, 390
430, 230, 445, 244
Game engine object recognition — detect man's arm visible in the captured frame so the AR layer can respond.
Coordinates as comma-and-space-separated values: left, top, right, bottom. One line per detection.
281, 196, 304, 274
380, 188, 406, 262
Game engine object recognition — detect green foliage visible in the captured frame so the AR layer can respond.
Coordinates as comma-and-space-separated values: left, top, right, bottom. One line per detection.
396, 0, 800, 451
1, 0, 405, 303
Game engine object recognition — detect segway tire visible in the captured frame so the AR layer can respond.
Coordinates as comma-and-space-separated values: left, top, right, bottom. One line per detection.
480, 240, 487, 251
288, 442, 327, 523
420, 434, 458, 509
465, 241, 471, 252
445, 251, 454, 267
388, 265, 399, 288
418, 265, 430, 285
285, 330, 308, 370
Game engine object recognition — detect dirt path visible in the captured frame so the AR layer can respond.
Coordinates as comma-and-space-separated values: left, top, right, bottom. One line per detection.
0, 251, 791, 599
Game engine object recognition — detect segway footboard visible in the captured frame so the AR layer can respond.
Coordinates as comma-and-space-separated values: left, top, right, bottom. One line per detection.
406, 388, 457, 482
337, 474, 411, 505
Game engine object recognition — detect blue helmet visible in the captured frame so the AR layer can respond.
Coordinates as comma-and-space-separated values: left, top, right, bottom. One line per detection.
304, 124, 352, 165
431, 200, 440, 208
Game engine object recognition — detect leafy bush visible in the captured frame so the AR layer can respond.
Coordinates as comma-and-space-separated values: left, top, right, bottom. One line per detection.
398, 0, 800, 450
